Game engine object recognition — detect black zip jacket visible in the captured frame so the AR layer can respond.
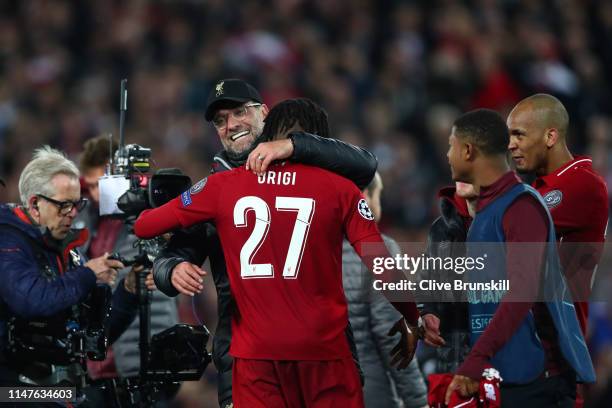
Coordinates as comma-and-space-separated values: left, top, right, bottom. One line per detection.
153, 132, 377, 407
418, 187, 471, 373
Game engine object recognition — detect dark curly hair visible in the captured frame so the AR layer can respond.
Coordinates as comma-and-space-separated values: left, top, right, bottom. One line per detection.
262, 98, 330, 140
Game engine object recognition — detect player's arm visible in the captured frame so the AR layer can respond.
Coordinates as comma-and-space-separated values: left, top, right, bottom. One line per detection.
290, 132, 378, 189
247, 131, 378, 189
352, 235, 420, 325
134, 176, 220, 239
134, 206, 182, 239
339, 178, 420, 368
549, 180, 608, 302
338, 176, 420, 322
369, 238, 428, 405
351, 234, 420, 369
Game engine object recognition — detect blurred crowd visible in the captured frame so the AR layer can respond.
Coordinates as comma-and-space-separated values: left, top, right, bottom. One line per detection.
0, 0, 611, 407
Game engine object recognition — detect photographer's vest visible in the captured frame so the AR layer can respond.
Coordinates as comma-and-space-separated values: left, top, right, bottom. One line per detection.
466, 182, 595, 384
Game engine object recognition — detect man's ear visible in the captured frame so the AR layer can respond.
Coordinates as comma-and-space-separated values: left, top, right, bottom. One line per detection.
261, 104, 269, 118
29, 196, 39, 212
463, 141, 476, 161
545, 128, 559, 148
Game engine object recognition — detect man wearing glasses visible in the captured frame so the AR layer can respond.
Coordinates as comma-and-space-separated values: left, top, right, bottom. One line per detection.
0, 146, 140, 391
154, 79, 378, 408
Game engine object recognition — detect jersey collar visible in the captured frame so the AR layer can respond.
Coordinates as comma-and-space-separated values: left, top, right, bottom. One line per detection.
535, 155, 592, 187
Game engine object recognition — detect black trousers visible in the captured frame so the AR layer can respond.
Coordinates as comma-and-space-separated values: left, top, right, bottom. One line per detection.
501, 371, 576, 408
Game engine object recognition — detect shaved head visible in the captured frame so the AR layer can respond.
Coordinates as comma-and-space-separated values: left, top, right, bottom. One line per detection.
507, 94, 573, 175
511, 93, 569, 139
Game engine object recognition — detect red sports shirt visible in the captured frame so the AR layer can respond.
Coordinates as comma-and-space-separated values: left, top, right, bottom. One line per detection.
136, 163, 417, 360
533, 156, 609, 334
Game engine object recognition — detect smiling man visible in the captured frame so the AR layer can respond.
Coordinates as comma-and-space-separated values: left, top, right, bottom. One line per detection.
507, 94, 608, 334
507, 94, 609, 408
155, 80, 379, 408
137, 99, 420, 408
205, 79, 269, 160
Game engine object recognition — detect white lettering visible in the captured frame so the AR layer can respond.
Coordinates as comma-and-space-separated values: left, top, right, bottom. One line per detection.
420, 280, 451, 291
282, 172, 292, 185
409, 256, 421, 274
373, 257, 384, 274
259, 171, 297, 186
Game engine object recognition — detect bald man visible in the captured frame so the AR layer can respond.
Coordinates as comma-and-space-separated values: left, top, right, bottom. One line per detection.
508, 94, 609, 408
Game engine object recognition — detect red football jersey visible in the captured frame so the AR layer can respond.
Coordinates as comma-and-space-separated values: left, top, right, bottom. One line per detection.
136, 162, 401, 360
533, 156, 609, 334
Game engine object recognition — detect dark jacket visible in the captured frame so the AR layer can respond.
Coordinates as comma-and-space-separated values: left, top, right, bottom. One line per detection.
153, 131, 378, 407
75, 205, 178, 378
0, 204, 138, 383
342, 237, 427, 408
419, 187, 471, 373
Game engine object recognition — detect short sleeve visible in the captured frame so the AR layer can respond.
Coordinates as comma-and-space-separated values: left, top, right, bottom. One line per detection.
337, 177, 380, 245
548, 176, 608, 239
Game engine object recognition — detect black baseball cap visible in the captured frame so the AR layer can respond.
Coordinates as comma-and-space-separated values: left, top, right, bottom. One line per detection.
205, 79, 263, 121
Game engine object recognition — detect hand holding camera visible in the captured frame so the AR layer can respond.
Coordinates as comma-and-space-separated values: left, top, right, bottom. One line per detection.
124, 264, 157, 294
85, 252, 124, 286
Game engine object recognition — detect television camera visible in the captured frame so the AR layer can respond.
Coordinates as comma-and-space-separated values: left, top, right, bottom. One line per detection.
95, 79, 211, 406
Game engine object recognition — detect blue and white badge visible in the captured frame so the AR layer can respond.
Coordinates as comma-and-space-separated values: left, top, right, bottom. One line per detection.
357, 198, 374, 220
543, 190, 563, 209
190, 178, 207, 195
181, 190, 192, 207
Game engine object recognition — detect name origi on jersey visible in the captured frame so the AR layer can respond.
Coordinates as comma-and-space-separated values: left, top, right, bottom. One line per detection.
258, 170, 296, 186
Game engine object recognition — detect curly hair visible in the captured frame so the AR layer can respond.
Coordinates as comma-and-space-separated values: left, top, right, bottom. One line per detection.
262, 98, 330, 140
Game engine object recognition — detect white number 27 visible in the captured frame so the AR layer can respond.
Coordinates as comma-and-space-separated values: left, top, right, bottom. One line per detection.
233, 196, 315, 279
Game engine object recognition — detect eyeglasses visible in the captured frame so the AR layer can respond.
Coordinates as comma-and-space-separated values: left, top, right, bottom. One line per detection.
37, 194, 88, 216
211, 103, 262, 130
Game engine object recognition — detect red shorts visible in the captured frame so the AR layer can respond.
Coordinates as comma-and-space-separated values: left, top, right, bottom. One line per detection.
232, 357, 364, 408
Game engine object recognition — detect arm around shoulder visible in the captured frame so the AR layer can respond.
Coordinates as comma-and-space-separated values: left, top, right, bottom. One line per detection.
290, 131, 378, 189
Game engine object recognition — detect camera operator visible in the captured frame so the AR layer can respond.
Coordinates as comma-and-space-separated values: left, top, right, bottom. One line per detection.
75, 136, 176, 405
0, 146, 139, 392
154, 79, 378, 408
